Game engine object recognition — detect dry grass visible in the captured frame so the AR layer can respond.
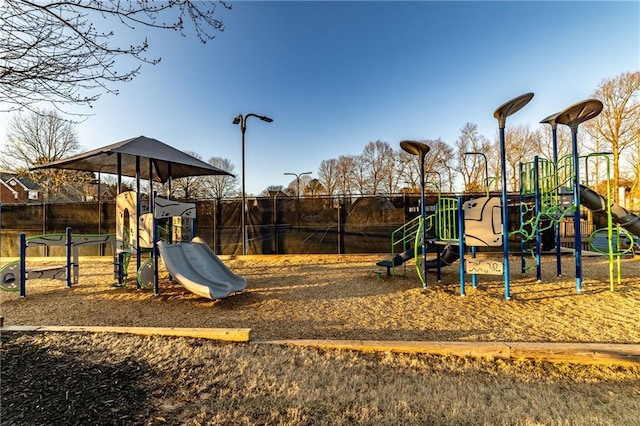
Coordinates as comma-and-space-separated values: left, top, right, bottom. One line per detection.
3, 332, 640, 425
2, 253, 640, 424
2, 254, 640, 343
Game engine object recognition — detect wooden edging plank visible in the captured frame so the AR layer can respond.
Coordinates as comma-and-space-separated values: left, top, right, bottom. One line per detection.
2, 326, 639, 366
508, 342, 640, 367
255, 339, 512, 359
255, 339, 640, 367
0, 326, 251, 342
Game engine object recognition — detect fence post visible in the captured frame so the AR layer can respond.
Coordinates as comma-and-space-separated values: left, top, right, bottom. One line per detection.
42, 203, 49, 256
273, 194, 279, 254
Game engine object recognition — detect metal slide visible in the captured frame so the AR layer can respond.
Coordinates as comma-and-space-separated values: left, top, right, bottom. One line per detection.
376, 247, 415, 274
424, 244, 460, 269
156, 237, 246, 300
579, 185, 640, 238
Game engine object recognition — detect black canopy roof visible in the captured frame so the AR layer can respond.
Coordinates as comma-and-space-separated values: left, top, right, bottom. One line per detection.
30, 136, 233, 183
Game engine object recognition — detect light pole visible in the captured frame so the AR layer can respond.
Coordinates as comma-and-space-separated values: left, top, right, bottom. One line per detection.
284, 171, 312, 199
555, 99, 603, 294
233, 113, 273, 255
493, 92, 535, 300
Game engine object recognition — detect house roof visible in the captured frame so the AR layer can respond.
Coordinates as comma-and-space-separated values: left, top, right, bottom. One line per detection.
0, 179, 18, 195
30, 136, 234, 183
0, 172, 40, 190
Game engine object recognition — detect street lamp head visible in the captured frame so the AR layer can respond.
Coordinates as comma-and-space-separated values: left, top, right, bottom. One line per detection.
400, 140, 430, 159
259, 115, 273, 123
493, 92, 534, 128
233, 114, 242, 125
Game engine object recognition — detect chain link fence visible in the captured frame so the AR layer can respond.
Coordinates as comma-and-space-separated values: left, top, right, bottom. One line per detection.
0, 194, 439, 257
3, 192, 611, 258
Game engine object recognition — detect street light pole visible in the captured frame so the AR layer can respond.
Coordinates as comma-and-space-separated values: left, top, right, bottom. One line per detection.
283, 171, 312, 199
233, 113, 273, 255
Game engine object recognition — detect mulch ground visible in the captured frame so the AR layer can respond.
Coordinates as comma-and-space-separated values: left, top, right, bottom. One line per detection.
2, 253, 640, 424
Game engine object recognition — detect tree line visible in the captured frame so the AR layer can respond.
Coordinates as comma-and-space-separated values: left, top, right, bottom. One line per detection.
0, 1, 638, 207
2, 71, 639, 209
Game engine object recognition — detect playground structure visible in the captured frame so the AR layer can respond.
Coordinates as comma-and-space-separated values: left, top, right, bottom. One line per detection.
378, 94, 640, 299
0, 227, 115, 296
1, 136, 245, 301
115, 190, 246, 299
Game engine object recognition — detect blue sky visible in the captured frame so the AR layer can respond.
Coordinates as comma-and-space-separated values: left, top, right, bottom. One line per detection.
2, 1, 639, 194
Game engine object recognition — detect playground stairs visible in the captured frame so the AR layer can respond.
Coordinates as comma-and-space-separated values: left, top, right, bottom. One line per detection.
375, 216, 425, 278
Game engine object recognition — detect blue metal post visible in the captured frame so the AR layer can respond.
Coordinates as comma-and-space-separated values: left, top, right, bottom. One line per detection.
571, 130, 583, 293
116, 153, 124, 285
167, 164, 173, 244
65, 227, 72, 288
555, 99, 602, 293
552, 126, 562, 276
533, 157, 542, 282
519, 162, 526, 274
470, 246, 477, 289
434, 200, 442, 283
499, 126, 511, 300
493, 93, 534, 299
19, 233, 26, 297
420, 156, 427, 289
152, 191, 159, 296
457, 197, 465, 296
541, 113, 562, 277
135, 156, 141, 290
117, 153, 122, 193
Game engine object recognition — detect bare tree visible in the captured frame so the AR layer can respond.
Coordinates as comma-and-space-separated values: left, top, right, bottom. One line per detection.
398, 149, 420, 192
455, 123, 491, 193
305, 178, 324, 196
501, 125, 541, 191
206, 156, 238, 200
424, 138, 455, 193
1, 0, 229, 113
317, 158, 338, 196
3, 108, 80, 168
585, 71, 640, 203
3, 108, 94, 200
336, 155, 356, 196
361, 140, 394, 195
626, 131, 640, 209
538, 124, 572, 162
172, 151, 208, 199
380, 150, 405, 195
397, 139, 453, 193
351, 155, 368, 195
581, 133, 612, 192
